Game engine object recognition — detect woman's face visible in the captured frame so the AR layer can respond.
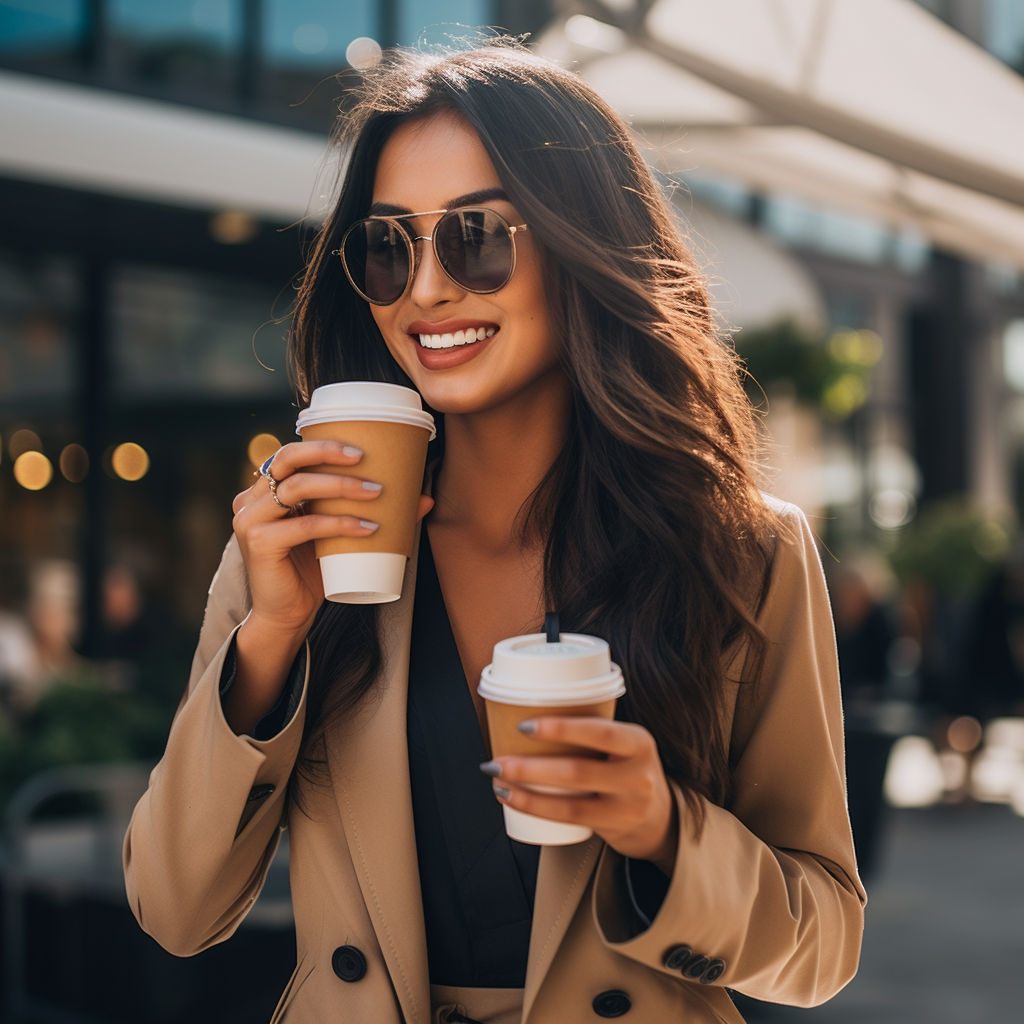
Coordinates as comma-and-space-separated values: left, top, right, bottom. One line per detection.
367, 112, 561, 416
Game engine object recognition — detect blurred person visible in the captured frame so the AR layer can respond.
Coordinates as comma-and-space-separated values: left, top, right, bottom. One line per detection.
27, 559, 81, 682
124, 44, 864, 1024
99, 563, 175, 663
957, 554, 1024, 721
0, 607, 43, 712
832, 556, 900, 881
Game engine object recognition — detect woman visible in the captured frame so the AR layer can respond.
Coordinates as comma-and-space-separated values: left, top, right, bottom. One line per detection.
124, 43, 864, 1024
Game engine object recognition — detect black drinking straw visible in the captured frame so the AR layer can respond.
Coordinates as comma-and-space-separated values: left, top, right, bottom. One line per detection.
544, 612, 560, 643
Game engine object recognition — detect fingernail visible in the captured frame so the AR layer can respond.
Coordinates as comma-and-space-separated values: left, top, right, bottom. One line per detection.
493, 785, 512, 800
358, 519, 379, 531
342, 445, 363, 458
361, 481, 383, 492
517, 720, 538, 735
479, 761, 502, 778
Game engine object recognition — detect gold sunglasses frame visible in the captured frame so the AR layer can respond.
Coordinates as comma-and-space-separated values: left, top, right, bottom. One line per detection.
336, 206, 529, 306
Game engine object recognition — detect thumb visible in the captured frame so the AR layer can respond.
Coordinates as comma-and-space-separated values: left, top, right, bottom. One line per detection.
416, 494, 435, 522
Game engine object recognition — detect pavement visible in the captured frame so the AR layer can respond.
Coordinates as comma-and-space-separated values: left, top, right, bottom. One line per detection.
737, 803, 1024, 1023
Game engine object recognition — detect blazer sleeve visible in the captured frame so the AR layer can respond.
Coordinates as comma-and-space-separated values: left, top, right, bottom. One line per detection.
592, 501, 866, 1006
122, 534, 309, 957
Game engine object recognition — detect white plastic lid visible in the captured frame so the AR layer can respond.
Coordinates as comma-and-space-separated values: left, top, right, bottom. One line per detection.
296, 381, 436, 438
478, 632, 625, 706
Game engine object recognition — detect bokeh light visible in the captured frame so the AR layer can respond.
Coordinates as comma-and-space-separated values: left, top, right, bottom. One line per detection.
248, 433, 281, 468
13, 451, 53, 490
948, 716, 983, 754
346, 36, 382, 69
9, 428, 42, 460
111, 442, 150, 481
59, 443, 90, 483
209, 210, 259, 245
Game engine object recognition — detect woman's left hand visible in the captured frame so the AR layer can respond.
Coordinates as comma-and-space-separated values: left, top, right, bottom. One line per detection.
484, 718, 679, 876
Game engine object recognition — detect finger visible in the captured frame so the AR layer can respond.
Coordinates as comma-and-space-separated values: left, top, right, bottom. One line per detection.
275, 471, 383, 507
486, 755, 624, 795
492, 781, 617, 829
517, 717, 652, 759
238, 511, 379, 550
416, 495, 435, 522
268, 440, 364, 479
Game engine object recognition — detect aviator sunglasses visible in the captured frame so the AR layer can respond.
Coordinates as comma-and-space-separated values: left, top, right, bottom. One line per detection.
337, 206, 529, 306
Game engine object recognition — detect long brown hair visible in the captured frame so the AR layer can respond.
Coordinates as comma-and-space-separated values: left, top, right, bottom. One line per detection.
289, 43, 779, 821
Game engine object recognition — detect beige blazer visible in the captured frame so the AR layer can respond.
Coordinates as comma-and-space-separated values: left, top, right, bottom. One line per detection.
123, 501, 865, 1023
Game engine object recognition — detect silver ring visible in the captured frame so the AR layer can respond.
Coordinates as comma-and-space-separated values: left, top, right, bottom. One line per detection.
259, 452, 296, 513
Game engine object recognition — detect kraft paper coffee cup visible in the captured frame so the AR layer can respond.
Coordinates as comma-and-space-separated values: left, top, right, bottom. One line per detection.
478, 631, 625, 845
296, 382, 435, 604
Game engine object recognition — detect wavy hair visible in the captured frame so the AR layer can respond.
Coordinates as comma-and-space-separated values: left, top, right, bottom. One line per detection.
288, 43, 780, 822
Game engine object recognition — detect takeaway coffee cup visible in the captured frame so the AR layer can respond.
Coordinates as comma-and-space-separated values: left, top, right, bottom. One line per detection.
478, 627, 626, 845
295, 382, 435, 604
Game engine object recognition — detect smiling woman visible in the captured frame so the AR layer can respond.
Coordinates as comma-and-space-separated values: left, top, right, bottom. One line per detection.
124, 41, 865, 1024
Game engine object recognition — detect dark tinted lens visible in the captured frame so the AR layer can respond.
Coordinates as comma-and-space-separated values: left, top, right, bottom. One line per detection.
434, 209, 513, 292
343, 219, 410, 303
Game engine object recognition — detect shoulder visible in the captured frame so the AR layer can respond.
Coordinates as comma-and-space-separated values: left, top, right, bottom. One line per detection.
757, 494, 830, 620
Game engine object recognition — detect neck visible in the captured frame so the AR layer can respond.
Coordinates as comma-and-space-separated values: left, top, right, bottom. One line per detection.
431, 368, 571, 553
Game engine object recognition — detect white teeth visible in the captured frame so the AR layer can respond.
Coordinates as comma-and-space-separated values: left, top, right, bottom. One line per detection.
415, 327, 497, 349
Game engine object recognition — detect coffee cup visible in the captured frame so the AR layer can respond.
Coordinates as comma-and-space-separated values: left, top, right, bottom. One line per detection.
478, 630, 625, 845
296, 381, 435, 603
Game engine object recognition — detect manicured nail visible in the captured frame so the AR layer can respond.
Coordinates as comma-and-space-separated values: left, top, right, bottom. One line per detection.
517, 720, 538, 735
342, 445, 363, 458
361, 481, 383, 492
479, 761, 502, 778
493, 785, 512, 800
358, 519, 379, 531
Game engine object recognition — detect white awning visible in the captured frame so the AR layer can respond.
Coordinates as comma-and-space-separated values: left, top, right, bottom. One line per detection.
0, 69, 331, 221
537, 0, 1024, 269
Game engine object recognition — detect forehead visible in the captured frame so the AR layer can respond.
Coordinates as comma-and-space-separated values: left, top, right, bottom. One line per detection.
372, 113, 502, 209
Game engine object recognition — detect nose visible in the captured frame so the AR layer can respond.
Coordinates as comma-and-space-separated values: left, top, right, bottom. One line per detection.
408, 232, 464, 309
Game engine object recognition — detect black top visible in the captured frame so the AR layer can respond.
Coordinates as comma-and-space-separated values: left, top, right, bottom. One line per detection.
407, 526, 540, 988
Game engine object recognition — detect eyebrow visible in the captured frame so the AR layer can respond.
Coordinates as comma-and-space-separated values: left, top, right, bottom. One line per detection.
367, 187, 510, 217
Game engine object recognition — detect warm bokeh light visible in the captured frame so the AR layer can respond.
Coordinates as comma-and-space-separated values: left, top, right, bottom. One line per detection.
9, 428, 42, 460
59, 443, 90, 483
111, 442, 150, 481
13, 450, 53, 490
247, 432, 281, 468
209, 210, 259, 245
948, 716, 984, 754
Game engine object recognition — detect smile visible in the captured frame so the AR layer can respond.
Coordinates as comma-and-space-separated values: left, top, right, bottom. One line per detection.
416, 325, 497, 349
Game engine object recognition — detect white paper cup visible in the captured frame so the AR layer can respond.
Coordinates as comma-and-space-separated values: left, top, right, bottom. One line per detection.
479, 632, 625, 845
296, 382, 435, 604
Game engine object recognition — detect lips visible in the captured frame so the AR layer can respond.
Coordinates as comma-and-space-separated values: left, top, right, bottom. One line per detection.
407, 319, 499, 350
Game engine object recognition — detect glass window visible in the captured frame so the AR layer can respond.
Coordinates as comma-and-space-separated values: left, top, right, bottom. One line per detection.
988, 0, 1024, 72
106, 0, 242, 102
0, 250, 76, 411
262, 0, 374, 128
0, 0, 86, 67
399, 0, 490, 46
112, 266, 289, 400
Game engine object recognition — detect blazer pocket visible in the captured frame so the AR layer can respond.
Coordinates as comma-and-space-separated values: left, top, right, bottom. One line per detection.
269, 953, 315, 1024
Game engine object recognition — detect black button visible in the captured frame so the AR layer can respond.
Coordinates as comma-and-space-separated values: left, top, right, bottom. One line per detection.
683, 955, 710, 979
592, 990, 631, 1017
332, 945, 367, 982
247, 784, 275, 803
663, 945, 693, 971
700, 959, 726, 984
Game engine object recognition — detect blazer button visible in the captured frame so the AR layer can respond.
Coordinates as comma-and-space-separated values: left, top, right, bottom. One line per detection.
683, 955, 710, 979
332, 946, 367, 982
592, 990, 631, 1017
662, 945, 693, 971
700, 959, 726, 984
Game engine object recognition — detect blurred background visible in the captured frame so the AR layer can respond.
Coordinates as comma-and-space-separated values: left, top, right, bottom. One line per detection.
1, 0, 1024, 1021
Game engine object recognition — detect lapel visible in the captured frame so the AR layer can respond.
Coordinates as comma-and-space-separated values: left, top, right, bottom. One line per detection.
328, 526, 430, 1024
522, 836, 603, 1021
